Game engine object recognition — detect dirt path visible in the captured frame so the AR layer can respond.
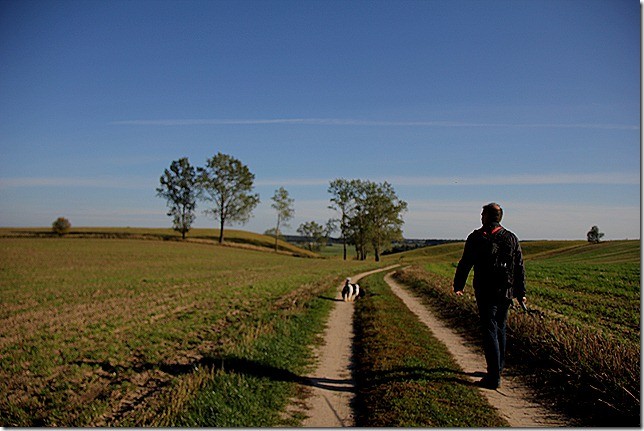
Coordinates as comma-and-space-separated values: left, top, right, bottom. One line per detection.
384, 272, 570, 427
298, 268, 569, 427
300, 265, 399, 427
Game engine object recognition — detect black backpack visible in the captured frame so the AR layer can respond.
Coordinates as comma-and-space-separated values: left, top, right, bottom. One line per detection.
479, 227, 515, 298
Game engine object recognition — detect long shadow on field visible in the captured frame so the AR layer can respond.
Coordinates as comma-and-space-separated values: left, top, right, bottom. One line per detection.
75, 356, 353, 393
318, 293, 381, 303
318, 295, 344, 302
201, 356, 355, 392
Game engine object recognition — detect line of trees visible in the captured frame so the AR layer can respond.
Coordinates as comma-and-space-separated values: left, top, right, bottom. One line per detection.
157, 153, 408, 261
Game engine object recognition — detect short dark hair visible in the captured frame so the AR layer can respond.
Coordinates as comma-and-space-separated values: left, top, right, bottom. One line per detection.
482, 202, 503, 223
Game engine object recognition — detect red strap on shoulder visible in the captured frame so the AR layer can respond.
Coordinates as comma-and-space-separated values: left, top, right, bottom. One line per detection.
482, 225, 503, 237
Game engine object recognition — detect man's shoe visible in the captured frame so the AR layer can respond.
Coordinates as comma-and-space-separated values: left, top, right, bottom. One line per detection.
477, 376, 501, 389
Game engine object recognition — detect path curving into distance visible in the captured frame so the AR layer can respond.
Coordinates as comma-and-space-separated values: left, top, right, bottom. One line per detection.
297, 268, 570, 427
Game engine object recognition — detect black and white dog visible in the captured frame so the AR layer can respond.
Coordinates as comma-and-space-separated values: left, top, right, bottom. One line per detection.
342, 278, 365, 302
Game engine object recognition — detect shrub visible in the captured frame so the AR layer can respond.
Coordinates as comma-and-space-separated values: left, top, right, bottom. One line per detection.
52, 217, 71, 236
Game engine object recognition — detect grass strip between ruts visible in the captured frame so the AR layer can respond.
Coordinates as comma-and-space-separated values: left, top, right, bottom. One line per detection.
352, 272, 507, 427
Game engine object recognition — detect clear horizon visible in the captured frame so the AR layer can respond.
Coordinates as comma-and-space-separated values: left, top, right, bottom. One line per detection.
0, 0, 639, 241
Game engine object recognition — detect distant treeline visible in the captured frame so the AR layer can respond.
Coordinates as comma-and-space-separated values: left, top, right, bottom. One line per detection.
283, 235, 461, 254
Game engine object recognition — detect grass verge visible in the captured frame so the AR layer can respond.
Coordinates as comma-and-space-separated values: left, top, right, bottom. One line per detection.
351, 273, 507, 427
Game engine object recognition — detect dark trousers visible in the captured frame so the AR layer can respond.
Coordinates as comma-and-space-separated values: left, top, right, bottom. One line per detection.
475, 295, 511, 381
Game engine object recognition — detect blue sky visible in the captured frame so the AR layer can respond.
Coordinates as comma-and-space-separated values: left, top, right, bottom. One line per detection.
0, 0, 639, 240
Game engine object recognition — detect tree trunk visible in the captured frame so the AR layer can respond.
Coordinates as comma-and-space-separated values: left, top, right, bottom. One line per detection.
274, 216, 280, 252
342, 237, 347, 261
219, 217, 225, 243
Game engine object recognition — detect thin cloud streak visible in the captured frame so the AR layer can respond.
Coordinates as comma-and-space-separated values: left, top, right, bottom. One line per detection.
111, 118, 638, 130
257, 172, 639, 187
0, 177, 155, 189
387, 173, 640, 186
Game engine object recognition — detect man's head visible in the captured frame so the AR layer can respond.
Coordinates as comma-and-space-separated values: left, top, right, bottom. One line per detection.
481, 202, 503, 225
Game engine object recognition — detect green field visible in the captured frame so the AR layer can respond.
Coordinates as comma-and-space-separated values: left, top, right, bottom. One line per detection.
0, 231, 639, 426
0, 232, 380, 426
399, 239, 640, 344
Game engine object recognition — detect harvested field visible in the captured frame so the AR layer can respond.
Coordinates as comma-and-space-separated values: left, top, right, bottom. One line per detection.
0, 237, 378, 426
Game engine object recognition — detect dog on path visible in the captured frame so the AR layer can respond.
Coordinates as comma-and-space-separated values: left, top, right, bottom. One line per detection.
342, 278, 364, 302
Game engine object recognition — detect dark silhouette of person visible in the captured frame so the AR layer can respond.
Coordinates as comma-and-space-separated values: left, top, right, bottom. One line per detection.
453, 202, 526, 389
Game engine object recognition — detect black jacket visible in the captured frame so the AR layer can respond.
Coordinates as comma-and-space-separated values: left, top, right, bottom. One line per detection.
453, 223, 526, 300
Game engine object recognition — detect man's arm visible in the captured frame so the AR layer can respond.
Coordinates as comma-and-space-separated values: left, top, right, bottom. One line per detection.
512, 239, 526, 300
453, 236, 474, 295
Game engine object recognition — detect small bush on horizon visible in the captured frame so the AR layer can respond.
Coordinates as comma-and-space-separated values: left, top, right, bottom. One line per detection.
52, 217, 71, 236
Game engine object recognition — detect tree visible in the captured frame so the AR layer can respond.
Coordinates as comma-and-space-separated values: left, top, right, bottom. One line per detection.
587, 225, 604, 244
349, 184, 370, 260
52, 217, 71, 236
270, 187, 295, 252
156, 157, 197, 239
324, 219, 337, 242
297, 221, 326, 251
328, 179, 359, 260
196, 152, 260, 244
358, 181, 407, 262
329, 178, 407, 261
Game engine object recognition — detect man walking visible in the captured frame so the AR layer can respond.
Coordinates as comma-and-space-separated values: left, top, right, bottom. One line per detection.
453, 203, 526, 389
